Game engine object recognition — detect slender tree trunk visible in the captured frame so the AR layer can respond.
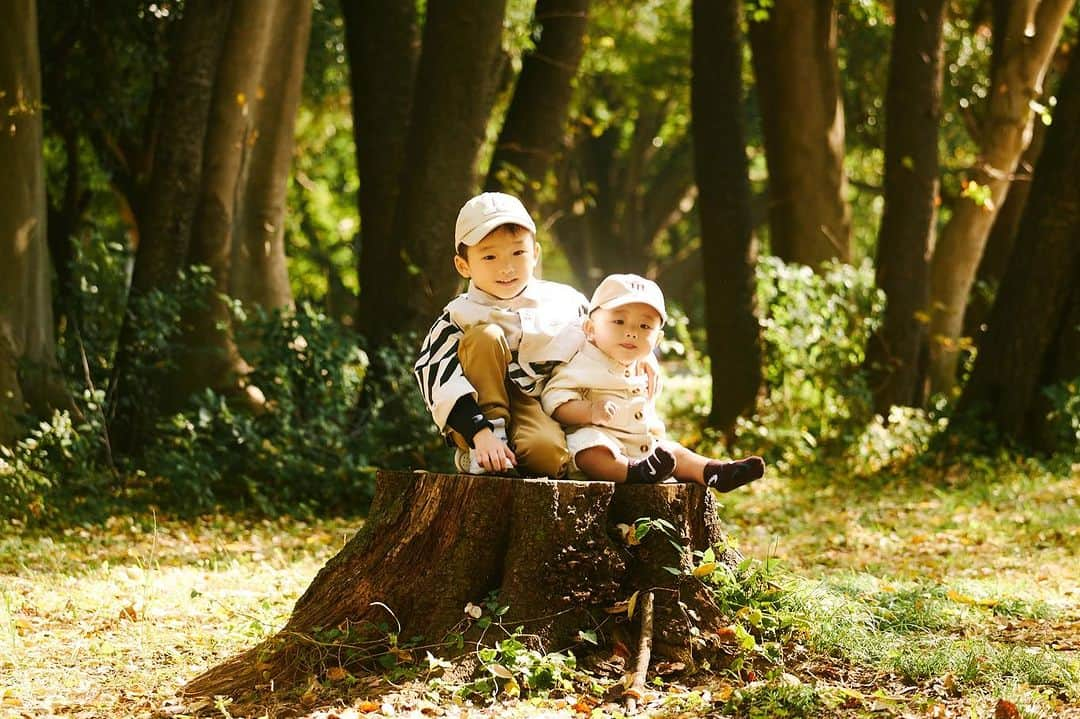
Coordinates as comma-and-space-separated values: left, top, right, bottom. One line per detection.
926, 0, 1073, 396
747, 0, 850, 267
0, 0, 66, 442
343, 0, 419, 345
691, 0, 762, 437
178, 0, 279, 406
229, 0, 312, 311
963, 85, 1051, 342
485, 0, 591, 208
865, 0, 946, 414
390, 0, 511, 330
957, 45, 1080, 450
107, 0, 234, 452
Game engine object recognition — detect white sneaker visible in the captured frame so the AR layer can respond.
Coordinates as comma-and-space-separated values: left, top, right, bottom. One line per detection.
453, 418, 508, 474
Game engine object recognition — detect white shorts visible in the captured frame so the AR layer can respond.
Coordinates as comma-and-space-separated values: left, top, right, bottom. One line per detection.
566, 426, 659, 462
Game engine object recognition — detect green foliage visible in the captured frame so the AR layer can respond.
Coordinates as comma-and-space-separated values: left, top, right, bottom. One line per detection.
460, 630, 579, 700
110, 267, 217, 428
0, 391, 115, 523
141, 304, 443, 514
735, 257, 884, 469
1043, 377, 1080, 452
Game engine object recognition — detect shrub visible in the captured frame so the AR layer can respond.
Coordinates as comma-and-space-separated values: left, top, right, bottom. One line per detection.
734, 257, 885, 469
141, 303, 447, 515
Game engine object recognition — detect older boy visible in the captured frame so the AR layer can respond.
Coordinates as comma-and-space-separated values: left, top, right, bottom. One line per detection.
414, 192, 588, 476
542, 274, 765, 488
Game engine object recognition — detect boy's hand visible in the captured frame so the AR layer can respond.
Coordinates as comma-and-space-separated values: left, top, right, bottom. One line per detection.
590, 399, 617, 425
472, 427, 517, 472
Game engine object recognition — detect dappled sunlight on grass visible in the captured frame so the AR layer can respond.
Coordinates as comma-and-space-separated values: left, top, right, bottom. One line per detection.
0, 515, 355, 717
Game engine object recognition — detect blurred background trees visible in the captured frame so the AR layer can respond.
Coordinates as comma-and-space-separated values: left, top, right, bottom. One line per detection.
2, 0, 1078, 522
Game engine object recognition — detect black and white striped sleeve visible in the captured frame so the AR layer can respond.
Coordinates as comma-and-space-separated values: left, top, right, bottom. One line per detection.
414, 311, 477, 431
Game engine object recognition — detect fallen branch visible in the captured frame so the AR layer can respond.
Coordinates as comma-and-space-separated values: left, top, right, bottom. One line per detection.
624, 591, 655, 714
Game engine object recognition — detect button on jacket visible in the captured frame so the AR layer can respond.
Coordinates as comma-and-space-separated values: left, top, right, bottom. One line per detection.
415, 280, 588, 431
541, 341, 666, 457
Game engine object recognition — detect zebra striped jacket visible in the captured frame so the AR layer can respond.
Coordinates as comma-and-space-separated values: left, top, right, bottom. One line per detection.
414, 280, 588, 432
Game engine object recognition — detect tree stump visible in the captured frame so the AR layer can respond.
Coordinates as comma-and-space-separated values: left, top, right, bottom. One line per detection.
183, 470, 741, 700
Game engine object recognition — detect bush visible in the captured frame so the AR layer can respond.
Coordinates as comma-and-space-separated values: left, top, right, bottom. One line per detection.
141, 303, 447, 515
733, 257, 885, 470
0, 393, 114, 523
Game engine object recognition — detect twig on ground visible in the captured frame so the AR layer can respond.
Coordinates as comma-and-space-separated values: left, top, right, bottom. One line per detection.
624, 590, 654, 714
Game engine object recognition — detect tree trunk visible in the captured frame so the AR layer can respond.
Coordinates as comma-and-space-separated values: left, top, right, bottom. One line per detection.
107, 0, 234, 452
691, 0, 762, 438
386, 0, 511, 333
179, 0, 278, 406
926, 0, 1074, 396
228, 0, 312, 311
0, 0, 65, 443
963, 85, 1051, 342
747, 0, 850, 267
485, 0, 591, 208
183, 471, 739, 701
343, 0, 419, 345
865, 0, 946, 414
956, 44, 1080, 450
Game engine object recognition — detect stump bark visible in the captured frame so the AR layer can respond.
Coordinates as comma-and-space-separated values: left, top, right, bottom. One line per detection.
183, 470, 740, 700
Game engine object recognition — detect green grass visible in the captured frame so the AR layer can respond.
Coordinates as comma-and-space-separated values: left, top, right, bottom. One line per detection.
2, 452, 1080, 717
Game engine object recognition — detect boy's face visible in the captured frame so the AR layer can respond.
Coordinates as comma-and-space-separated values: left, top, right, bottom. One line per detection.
454, 226, 539, 299
586, 303, 663, 366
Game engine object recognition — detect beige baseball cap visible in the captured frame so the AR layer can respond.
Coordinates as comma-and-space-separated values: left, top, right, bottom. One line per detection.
589, 273, 667, 325
454, 192, 537, 248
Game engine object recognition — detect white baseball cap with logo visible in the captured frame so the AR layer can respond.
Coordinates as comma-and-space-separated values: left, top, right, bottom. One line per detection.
589, 273, 667, 326
454, 192, 537, 249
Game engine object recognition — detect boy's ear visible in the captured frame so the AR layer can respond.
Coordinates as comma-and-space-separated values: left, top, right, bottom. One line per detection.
583, 316, 594, 340
453, 254, 471, 279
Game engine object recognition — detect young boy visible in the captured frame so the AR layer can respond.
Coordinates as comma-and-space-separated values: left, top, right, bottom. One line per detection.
542, 274, 765, 489
413, 192, 589, 477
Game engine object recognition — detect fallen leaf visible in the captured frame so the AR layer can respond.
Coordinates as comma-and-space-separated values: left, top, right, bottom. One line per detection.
692, 562, 716, 577
488, 663, 514, 680
653, 661, 685, 675
356, 700, 380, 713
627, 591, 640, 620
119, 604, 139, 622
994, 698, 1021, 719
325, 666, 349, 682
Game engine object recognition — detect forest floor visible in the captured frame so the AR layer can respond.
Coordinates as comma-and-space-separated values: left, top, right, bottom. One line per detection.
1, 455, 1078, 719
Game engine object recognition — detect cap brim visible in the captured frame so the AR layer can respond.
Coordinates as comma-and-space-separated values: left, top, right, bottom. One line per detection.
458, 214, 536, 247
595, 297, 667, 325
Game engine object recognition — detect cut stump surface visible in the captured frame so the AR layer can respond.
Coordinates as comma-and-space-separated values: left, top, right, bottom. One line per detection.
183, 470, 740, 700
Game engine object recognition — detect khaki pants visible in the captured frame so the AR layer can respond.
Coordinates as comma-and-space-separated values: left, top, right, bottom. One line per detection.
449, 324, 570, 478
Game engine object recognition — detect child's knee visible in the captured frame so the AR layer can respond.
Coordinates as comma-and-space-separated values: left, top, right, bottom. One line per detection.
515, 433, 570, 477
461, 323, 508, 352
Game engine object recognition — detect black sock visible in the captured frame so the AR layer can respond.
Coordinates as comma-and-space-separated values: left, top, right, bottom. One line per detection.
626, 446, 676, 484
704, 456, 765, 492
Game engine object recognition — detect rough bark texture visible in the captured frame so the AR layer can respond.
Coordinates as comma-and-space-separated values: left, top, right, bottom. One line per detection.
747, 0, 850, 267
963, 87, 1051, 342
0, 0, 62, 442
107, 0, 234, 452
691, 0, 762, 437
387, 0, 510, 333
228, 0, 312, 311
957, 47, 1080, 450
179, 0, 278, 406
344, 0, 419, 345
926, 0, 1074, 396
183, 471, 739, 701
865, 0, 945, 414
485, 0, 591, 208
126, 0, 233, 299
